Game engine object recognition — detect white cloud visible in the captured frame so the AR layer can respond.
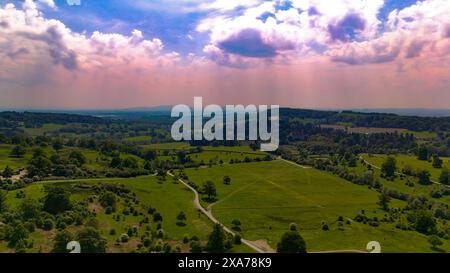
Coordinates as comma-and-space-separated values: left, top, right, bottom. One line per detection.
197, 0, 450, 66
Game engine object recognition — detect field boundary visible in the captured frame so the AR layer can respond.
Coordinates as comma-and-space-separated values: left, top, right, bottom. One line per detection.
360, 155, 449, 187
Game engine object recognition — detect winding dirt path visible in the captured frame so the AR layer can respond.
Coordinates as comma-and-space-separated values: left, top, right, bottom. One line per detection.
166, 171, 272, 253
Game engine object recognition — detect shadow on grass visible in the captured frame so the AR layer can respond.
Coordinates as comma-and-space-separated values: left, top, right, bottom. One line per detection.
201, 196, 218, 203
431, 246, 446, 253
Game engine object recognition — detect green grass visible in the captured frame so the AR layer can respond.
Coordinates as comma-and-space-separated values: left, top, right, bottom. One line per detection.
184, 160, 450, 253
405, 130, 438, 139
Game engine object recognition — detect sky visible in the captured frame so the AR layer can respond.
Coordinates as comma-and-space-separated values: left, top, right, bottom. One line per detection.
0, 0, 449, 109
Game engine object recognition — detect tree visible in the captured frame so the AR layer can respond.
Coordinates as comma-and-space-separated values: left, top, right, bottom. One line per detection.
43, 186, 72, 214
277, 230, 307, 253
0, 190, 7, 212
99, 192, 116, 208
177, 211, 187, 221
377, 192, 391, 211
5, 222, 29, 248
231, 219, 241, 231
413, 210, 436, 235
76, 227, 107, 253
206, 224, 226, 253
52, 139, 64, 151
68, 150, 86, 167
2, 165, 14, 178
177, 151, 187, 164
122, 157, 138, 169
143, 150, 157, 161
10, 145, 26, 158
27, 156, 52, 177
153, 212, 163, 222
439, 168, 449, 185
110, 156, 122, 168
32, 148, 46, 159
223, 176, 231, 185
381, 157, 396, 178
428, 235, 443, 250
417, 145, 429, 161
417, 170, 431, 185
52, 230, 74, 253
18, 198, 41, 220
432, 155, 443, 168
202, 181, 217, 201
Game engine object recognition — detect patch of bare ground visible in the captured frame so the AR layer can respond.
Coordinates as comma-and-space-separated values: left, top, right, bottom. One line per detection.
88, 202, 104, 214
247, 240, 275, 253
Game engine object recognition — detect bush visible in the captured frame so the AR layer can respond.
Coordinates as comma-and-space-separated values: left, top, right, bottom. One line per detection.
76, 227, 107, 253
42, 219, 54, 231
156, 229, 165, 238
153, 212, 163, 222
289, 223, 297, 231
233, 234, 242, 245
24, 222, 35, 233
190, 241, 202, 253
109, 229, 116, 236
105, 207, 114, 215
120, 234, 129, 243
277, 230, 307, 253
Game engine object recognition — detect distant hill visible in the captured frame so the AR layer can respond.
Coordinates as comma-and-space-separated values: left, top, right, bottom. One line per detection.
329, 108, 450, 117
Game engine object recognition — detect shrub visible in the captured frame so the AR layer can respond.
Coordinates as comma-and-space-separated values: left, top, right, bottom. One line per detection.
289, 223, 297, 231
120, 234, 129, 243
42, 219, 54, 231
233, 234, 242, 245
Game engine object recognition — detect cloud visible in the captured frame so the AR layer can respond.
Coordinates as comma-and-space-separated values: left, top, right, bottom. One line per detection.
328, 13, 366, 42
328, 0, 450, 65
17, 25, 79, 70
197, 0, 449, 67
0, 1, 173, 72
37, 0, 56, 9
218, 28, 278, 58
0, 0, 449, 109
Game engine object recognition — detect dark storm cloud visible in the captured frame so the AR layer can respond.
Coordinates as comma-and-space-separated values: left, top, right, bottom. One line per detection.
17, 26, 78, 70
218, 28, 279, 58
328, 13, 366, 42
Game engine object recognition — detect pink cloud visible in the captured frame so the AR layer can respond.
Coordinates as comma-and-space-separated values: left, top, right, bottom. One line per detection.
0, 0, 449, 109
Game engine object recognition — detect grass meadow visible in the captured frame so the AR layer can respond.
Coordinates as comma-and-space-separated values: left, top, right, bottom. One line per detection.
185, 160, 450, 252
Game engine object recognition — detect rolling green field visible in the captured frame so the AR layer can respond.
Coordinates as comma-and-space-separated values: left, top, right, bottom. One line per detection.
362, 154, 450, 182
1, 176, 213, 253
185, 160, 450, 252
